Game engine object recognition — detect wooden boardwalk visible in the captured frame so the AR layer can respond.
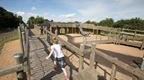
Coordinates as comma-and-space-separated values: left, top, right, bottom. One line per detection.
29, 30, 78, 80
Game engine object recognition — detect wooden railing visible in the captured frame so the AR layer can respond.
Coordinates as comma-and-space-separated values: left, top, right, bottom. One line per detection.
47, 23, 144, 50
0, 24, 30, 80
45, 28, 144, 80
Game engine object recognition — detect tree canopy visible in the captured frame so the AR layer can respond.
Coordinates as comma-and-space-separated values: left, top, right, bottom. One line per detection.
98, 18, 114, 27
85, 17, 144, 30
0, 7, 23, 32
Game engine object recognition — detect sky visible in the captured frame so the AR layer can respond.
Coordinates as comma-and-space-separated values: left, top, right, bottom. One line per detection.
0, 0, 144, 22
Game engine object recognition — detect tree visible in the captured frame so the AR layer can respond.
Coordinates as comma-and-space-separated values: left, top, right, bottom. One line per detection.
0, 7, 22, 32
27, 16, 35, 26
85, 20, 97, 25
113, 17, 144, 30
35, 16, 44, 24
85, 20, 91, 24
98, 18, 114, 27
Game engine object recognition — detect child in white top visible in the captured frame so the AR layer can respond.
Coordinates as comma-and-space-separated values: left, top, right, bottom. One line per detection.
46, 37, 69, 80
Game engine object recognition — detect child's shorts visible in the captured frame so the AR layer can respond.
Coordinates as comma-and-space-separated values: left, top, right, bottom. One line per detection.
56, 57, 66, 68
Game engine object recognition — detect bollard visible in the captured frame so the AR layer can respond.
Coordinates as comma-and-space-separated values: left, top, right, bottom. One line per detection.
14, 53, 27, 80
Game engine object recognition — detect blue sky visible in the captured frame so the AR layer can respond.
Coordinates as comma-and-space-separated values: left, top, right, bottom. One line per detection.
0, 0, 144, 22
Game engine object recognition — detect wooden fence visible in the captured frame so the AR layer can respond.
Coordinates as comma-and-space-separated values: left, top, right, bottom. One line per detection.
47, 23, 144, 50
0, 24, 30, 80
45, 27, 144, 80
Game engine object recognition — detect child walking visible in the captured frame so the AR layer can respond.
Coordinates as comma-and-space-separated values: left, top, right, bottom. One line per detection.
46, 37, 69, 80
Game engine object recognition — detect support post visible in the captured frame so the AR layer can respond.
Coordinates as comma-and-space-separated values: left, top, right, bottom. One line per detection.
14, 53, 27, 80
25, 28, 31, 80
55, 28, 58, 36
21, 32, 26, 55
132, 75, 138, 80
141, 55, 144, 70
108, 30, 112, 40
79, 44, 84, 72
110, 60, 117, 80
50, 27, 52, 43
18, 26, 25, 54
140, 38, 144, 50
90, 44, 96, 69
133, 30, 136, 41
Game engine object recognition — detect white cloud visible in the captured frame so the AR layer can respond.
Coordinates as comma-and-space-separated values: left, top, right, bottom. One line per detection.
60, 0, 144, 21
16, 11, 25, 16
31, 6, 36, 11
14, 0, 144, 22
60, 13, 76, 18
15, 11, 38, 22
78, 3, 108, 17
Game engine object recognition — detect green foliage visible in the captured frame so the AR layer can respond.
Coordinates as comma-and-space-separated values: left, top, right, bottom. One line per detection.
113, 18, 144, 30
85, 20, 97, 26
27, 16, 35, 27
98, 18, 114, 27
27, 16, 45, 27
0, 7, 22, 32
35, 16, 44, 24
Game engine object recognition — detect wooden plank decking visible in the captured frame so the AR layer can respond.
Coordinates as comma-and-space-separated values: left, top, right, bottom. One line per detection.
29, 29, 78, 80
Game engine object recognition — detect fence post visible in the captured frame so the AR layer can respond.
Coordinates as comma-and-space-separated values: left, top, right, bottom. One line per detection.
140, 55, 144, 70
132, 75, 138, 80
79, 44, 84, 72
140, 38, 144, 50
18, 26, 25, 54
25, 28, 31, 80
55, 28, 58, 36
110, 58, 117, 80
133, 30, 136, 41
108, 30, 111, 40
14, 53, 27, 80
90, 44, 96, 69
21, 32, 26, 54
50, 27, 52, 43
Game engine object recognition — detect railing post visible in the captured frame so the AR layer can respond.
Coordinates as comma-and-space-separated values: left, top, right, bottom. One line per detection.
110, 59, 117, 80
90, 44, 96, 69
79, 44, 84, 72
25, 28, 31, 80
132, 75, 138, 80
140, 56, 144, 70
22, 32, 26, 55
55, 28, 58, 36
14, 53, 27, 80
18, 26, 25, 54
133, 30, 136, 41
108, 29, 112, 40
50, 27, 52, 43
140, 38, 144, 50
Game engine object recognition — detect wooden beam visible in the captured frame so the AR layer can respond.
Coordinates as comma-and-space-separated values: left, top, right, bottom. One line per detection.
47, 30, 83, 56
0, 64, 23, 76
95, 49, 144, 80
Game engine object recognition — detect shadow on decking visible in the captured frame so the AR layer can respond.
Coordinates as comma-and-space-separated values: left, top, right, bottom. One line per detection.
41, 68, 62, 80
